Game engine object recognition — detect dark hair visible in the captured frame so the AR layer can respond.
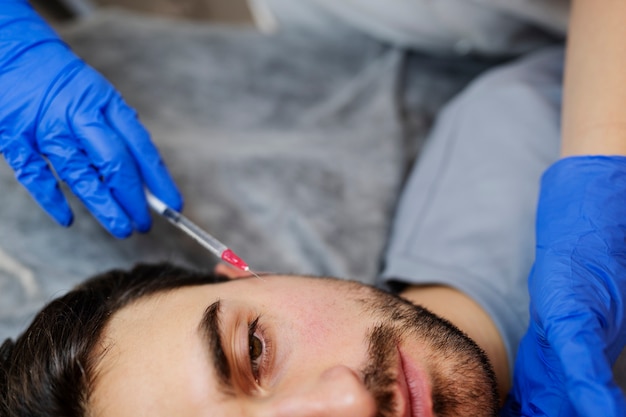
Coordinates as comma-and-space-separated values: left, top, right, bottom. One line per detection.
0, 262, 228, 417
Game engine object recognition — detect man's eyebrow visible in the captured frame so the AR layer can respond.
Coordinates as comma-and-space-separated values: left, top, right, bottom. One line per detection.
198, 300, 233, 395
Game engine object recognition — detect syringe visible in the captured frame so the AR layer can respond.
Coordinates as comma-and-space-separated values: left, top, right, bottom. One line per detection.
145, 191, 260, 278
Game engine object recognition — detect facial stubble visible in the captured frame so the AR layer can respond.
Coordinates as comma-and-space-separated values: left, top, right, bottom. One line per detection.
358, 288, 499, 417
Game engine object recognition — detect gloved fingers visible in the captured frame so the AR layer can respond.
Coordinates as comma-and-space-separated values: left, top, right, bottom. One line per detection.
0, 138, 72, 226
106, 94, 183, 211
41, 134, 134, 238
70, 114, 152, 233
548, 313, 626, 417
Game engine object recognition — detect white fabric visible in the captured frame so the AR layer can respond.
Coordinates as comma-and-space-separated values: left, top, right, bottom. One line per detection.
249, 0, 568, 55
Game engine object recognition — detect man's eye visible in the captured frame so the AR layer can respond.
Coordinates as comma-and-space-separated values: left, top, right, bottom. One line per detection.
248, 317, 267, 382
249, 333, 263, 362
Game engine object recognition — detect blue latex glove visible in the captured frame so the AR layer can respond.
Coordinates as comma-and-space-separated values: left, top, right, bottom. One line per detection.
0, 0, 182, 238
502, 156, 626, 417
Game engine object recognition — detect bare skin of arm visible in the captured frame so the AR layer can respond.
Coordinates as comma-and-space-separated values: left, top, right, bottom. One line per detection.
562, 0, 626, 156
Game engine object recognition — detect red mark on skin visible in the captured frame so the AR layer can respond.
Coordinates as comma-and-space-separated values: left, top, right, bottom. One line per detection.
221, 249, 249, 271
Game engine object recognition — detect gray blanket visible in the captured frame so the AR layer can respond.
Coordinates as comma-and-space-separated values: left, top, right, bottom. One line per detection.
0, 9, 491, 340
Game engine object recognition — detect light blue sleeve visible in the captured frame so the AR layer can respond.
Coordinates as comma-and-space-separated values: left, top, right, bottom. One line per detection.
379, 48, 563, 372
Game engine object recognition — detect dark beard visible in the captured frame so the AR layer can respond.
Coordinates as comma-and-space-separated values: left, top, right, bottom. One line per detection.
357, 287, 499, 417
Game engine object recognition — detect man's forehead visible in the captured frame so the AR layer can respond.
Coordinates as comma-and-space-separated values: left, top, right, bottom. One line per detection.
99, 273, 373, 345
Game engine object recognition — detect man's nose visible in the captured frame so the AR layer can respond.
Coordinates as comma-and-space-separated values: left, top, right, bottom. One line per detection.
267, 365, 377, 417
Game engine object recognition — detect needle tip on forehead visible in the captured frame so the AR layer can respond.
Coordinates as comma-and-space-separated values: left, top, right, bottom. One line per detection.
244, 266, 265, 280
249, 270, 265, 281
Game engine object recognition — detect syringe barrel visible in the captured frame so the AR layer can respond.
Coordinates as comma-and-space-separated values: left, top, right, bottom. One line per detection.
162, 208, 227, 256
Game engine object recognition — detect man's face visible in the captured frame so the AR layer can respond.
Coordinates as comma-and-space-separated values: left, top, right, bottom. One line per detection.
91, 275, 498, 417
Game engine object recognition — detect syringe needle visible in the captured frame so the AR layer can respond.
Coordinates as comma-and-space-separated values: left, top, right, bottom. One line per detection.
246, 268, 264, 281
145, 191, 262, 279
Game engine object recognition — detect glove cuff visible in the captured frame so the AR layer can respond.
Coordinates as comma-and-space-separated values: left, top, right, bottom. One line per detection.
0, 0, 64, 60
538, 155, 626, 246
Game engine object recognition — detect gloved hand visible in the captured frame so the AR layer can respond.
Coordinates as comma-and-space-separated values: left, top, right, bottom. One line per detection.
0, 0, 182, 238
502, 156, 626, 417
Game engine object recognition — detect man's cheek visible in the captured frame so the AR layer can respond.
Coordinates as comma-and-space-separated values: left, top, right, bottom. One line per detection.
283, 300, 359, 344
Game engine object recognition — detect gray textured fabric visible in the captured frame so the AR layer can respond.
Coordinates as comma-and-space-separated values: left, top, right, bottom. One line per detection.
0, 9, 486, 340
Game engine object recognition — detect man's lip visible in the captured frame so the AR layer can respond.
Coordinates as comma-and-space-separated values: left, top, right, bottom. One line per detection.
397, 347, 433, 417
